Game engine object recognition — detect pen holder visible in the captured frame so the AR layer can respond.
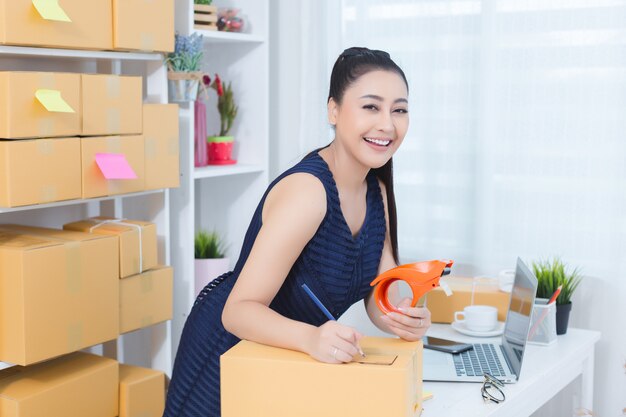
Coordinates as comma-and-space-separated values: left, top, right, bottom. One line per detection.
527, 298, 557, 346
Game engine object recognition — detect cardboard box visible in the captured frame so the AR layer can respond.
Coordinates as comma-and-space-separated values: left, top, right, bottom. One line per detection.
0, 0, 112, 50
63, 217, 157, 278
0, 352, 118, 417
119, 266, 173, 334
0, 72, 81, 139
0, 226, 118, 366
426, 277, 511, 323
0, 137, 81, 207
82, 75, 143, 136
113, 0, 174, 52
143, 104, 179, 190
79, 135, 145, 198
221, 337, 423, 417
119, 364, 165, 417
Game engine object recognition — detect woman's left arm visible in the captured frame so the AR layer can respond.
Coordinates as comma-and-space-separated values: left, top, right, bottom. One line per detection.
364, 180, 431, 341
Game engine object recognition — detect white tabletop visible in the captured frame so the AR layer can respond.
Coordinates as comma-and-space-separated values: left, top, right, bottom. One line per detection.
421, 324, 601, 417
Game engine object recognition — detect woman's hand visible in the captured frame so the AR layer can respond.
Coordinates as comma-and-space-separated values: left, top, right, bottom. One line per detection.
305, 321, 364, 364
380, 297, 431, 341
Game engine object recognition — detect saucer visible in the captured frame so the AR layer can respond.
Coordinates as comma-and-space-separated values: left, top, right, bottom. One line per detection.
451, 321, 505, 337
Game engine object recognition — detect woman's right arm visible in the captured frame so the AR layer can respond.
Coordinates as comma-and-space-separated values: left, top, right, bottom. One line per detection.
222, 173, 363, 364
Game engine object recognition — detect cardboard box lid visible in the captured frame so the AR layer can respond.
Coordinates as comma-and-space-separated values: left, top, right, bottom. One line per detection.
0, 352, 117, 400
0, 231, 62, 252
224, 337, 419, 370
65, 217, 153, 234
435, 276, 502, 293
0, 224, 116, 244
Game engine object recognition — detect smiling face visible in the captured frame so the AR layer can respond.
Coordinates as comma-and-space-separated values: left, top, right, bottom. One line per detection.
328, 69, 409, 169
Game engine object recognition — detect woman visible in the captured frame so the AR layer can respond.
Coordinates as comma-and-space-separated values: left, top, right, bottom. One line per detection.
163, 47, 431, 417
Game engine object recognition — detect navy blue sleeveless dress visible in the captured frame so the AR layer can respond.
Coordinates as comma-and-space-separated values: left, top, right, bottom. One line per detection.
163, 150, 386, 417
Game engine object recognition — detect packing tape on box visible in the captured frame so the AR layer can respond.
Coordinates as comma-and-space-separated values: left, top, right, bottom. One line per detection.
145, 137, 157, 159
67, 322, 83, 352
141, 271, 153, 293
469, 276, 500, 306
140, 316, 154, 328
37, 139, 54, 155
106, 137, 122, 154
106, 76, 121, 99
107, 108, 121, 133
39, 185, 57, 203
38, 118, 54, 137
88, 218, 144, 273
140, 33, 156, 52
65, 240, 81, 293
38, 72, 56, 89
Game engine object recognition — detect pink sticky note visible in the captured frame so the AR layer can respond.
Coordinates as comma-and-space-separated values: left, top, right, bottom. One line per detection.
95, 153, 137, 180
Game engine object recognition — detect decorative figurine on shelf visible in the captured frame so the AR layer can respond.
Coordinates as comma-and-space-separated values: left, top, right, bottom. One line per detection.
217, 8, 245, 33
165, 32, 204, 103
204, 73, 238, 165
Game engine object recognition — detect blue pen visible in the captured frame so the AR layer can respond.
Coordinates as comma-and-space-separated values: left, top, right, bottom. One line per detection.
301, 283, 365, 357
302, 283, 335, 320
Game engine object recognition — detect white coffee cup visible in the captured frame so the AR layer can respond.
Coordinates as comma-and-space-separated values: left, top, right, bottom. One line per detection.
454, 305, 498, 332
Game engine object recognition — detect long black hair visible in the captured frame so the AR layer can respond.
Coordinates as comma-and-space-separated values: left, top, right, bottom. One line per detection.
306, 47, 408, 265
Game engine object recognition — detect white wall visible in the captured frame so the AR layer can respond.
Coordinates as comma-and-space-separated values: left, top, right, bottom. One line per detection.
269, 1, 626, 415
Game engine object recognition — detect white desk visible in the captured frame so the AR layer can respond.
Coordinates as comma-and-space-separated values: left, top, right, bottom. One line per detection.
422, 324, 601, 417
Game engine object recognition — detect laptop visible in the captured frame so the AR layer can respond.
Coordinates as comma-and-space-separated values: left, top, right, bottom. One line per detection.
423, 257, 538, 383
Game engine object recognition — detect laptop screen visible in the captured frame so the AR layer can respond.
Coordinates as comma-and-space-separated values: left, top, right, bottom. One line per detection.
501, 258, 538, 379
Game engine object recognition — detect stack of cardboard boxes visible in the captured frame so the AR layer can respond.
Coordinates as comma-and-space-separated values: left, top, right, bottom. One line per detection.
0, 72, 180, 207
63, 217, 174, 334
0, 220, 172, 416
0, 0, 174, 53
0, 1, 176, 416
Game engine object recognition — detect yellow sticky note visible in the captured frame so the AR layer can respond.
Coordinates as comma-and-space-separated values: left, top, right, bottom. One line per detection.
32, 0, 72, 22
35, 89, 75, 113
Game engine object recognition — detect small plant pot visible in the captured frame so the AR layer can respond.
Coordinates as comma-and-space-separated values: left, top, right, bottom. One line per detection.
194, 257, 230, 296
207, 135, 237, 165
555, 302, 572, 335
167, 72, 202, 103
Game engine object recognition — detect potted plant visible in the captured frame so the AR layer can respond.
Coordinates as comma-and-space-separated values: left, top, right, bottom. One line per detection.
194, 230, 230, 296
204, 74, 238, 165
532, 257, 583, 335
165, 32, 204, 103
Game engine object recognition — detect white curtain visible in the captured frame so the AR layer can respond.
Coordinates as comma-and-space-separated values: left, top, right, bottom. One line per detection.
271, 1, 626, 415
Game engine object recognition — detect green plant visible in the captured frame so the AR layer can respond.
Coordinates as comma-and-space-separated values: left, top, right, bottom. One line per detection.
195, 231, 226, 259
202, 74, 238, 136
217, 81, 238, 136
532, 257, 583, 305
194, 0, 213, 4
165, 33, 204, 72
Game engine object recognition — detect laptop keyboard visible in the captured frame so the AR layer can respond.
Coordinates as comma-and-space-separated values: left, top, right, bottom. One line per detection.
453, 344, 505, 377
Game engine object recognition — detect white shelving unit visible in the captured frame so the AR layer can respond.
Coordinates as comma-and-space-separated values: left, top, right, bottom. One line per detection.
0, 46, 173, 376
170, 0, 269, 353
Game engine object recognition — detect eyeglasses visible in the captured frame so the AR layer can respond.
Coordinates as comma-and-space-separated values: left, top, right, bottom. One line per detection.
481, 372, 506, 404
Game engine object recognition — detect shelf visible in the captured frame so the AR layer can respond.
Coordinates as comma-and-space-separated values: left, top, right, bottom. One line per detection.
0, 189, 165, 214
194, 163, 266, 179
0, 45, 163, 61
192, 29, 265, 44
0, 361, 14, 371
